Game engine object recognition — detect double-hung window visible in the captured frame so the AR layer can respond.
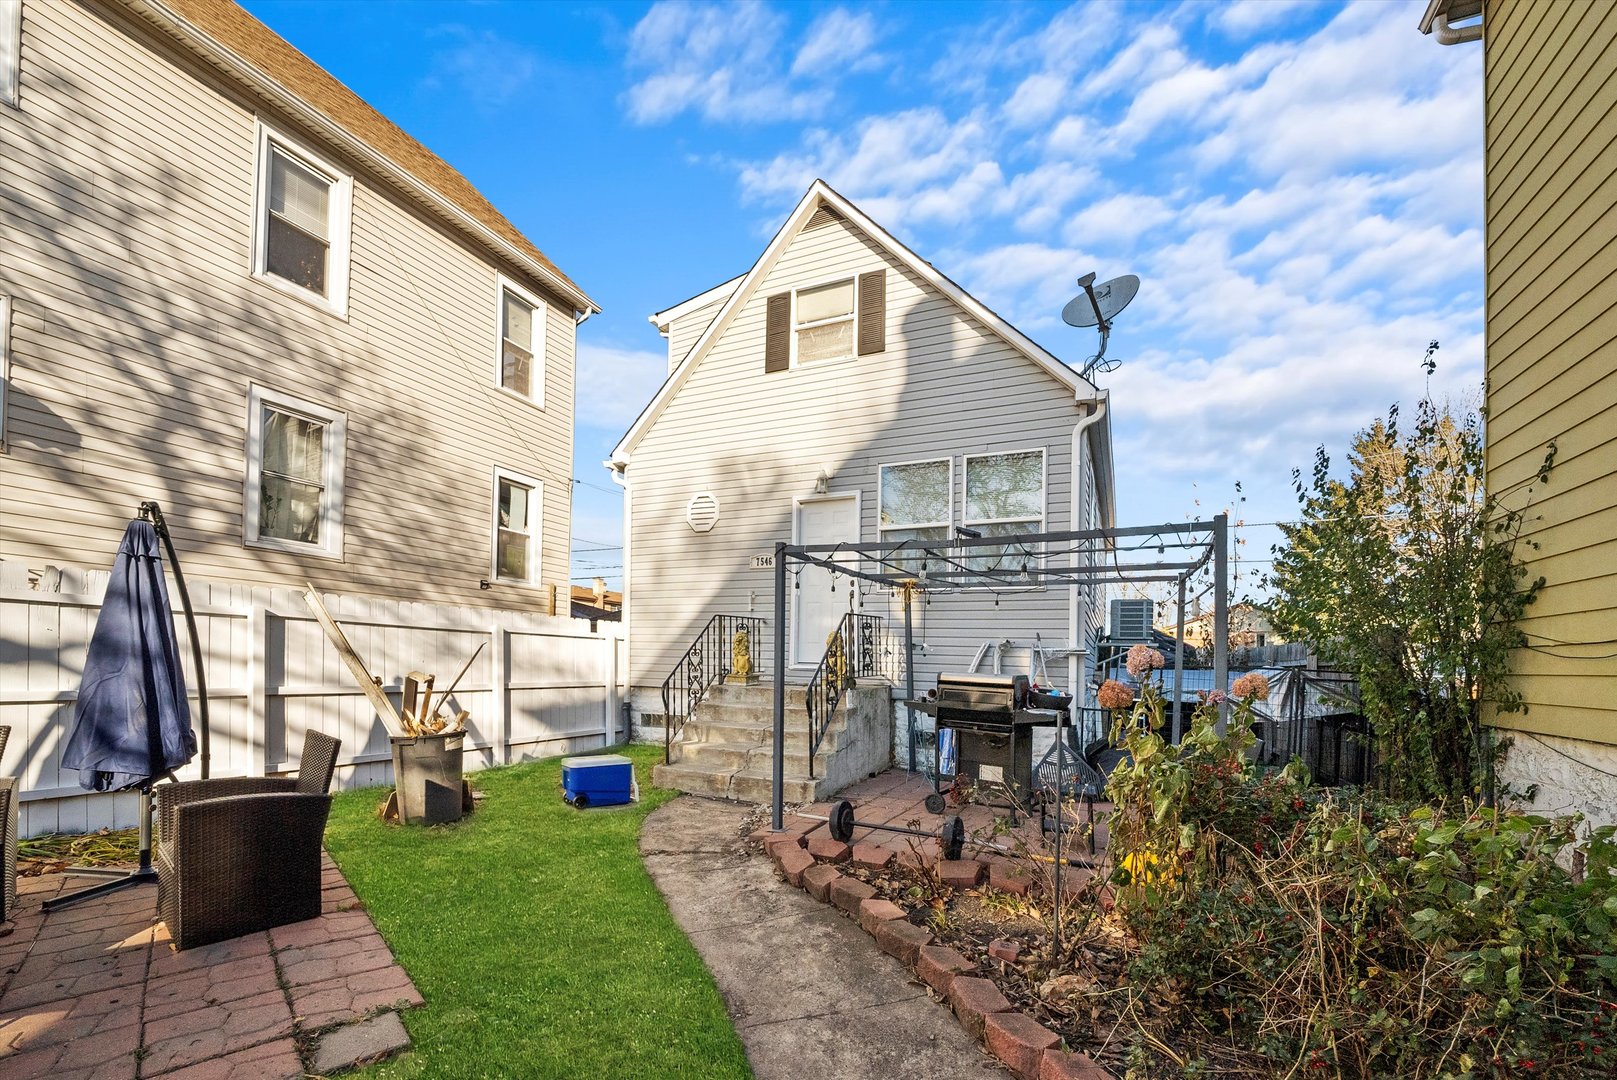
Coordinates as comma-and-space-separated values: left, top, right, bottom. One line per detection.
879, 459, 952, 575
963, 449, 1045, 573
493, 468, 542, 585
0, 0, 20, 109
244, 387, 346, 558
253, 125, 352, 314
495, 276, 546, 406
794, 278, 855, 364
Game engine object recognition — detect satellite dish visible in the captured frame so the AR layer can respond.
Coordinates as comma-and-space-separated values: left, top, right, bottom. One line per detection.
1062, 274, 1140, 328
1061, 271, 1141, 381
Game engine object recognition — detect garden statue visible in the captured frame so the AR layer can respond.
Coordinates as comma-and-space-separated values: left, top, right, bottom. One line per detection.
726, 626, 757, 684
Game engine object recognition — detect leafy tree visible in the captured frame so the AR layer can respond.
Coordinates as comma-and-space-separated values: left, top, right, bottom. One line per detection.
1264, 346, 1547, 802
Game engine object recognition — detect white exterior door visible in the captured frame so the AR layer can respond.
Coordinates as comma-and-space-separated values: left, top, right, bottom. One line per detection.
793, 495, 859, 667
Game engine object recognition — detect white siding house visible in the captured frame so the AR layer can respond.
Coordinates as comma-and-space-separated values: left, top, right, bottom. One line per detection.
0, 0, 613, 831
612, 182, 1115, 772
0, 0, 595, 607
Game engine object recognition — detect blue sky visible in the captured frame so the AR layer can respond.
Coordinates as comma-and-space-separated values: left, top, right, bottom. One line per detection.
241, 0, 1484, 599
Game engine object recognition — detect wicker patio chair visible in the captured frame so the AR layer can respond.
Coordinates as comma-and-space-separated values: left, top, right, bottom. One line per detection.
154, 731, 341, 950
0, 726, 16, 924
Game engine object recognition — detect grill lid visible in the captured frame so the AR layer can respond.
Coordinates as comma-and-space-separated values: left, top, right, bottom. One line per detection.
935, 673, 1028, 712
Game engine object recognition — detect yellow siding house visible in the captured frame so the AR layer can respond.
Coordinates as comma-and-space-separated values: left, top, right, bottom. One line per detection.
1422, 0, 1617, 823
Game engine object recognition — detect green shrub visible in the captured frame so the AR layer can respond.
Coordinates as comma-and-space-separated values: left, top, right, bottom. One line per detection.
1104, 680, 1617, 1078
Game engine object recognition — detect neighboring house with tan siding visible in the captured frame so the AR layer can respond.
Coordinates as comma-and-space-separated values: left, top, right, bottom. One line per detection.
1421, 0, 1617, 825
0, 0, 596, 608
610, 180, 1114, 798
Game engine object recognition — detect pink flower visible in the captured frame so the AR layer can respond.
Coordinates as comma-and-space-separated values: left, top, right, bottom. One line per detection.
1125, 644, 1166, 679
1203, 689, 1228, 706
1096, 679, 1135, 711
1231, 672, 1271, 702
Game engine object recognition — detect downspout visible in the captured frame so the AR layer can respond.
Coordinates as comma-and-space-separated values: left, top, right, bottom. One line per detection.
1431, 9, 1482, 45
1069, 396, 1108, 703
610, 460, 631, 730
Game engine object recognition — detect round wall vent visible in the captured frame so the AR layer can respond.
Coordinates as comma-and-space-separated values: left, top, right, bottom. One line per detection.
686, 492, 720, 533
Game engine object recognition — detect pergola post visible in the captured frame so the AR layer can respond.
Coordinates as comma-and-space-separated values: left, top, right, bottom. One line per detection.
1172, 574, 1186, 743
771, 542, 788, 831
903, 583, 917, 773
1212, 512, 1229, 735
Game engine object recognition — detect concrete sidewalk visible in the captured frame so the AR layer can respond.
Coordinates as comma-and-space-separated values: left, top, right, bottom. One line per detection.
640, 796, 1007, 1080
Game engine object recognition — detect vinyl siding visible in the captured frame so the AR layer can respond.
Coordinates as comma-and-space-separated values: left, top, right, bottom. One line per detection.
1485, 0, 1617, 745
0, 0, 574, 608
665, 295, 726, 374
625, 213, 1104, 698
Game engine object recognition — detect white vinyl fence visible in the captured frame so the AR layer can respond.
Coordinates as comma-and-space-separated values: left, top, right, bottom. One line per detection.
0, 560, 626, 837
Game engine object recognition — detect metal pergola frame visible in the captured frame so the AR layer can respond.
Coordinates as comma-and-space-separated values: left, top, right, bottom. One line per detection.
768, 513, 1230, 830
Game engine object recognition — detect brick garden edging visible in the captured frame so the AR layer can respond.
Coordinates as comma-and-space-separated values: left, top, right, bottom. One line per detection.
762, 831, 1116, 1080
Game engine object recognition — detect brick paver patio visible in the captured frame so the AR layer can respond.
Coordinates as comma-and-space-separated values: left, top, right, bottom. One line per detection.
771, 770, 1113, 885
0, 855, 421, 1079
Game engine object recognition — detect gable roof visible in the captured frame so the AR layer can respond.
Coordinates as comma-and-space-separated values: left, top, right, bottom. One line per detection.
649, 275, 744, 332
128, 0, 596, 314
611, 179, 1097, 465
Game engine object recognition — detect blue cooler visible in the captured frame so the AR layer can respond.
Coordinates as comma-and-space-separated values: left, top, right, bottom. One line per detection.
562, 755, 636, 808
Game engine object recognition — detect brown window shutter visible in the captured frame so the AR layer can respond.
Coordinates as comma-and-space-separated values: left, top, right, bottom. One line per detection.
765, 292, 790, 372
857, 270, 885, 355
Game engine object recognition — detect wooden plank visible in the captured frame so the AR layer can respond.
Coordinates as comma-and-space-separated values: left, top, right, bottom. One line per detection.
300, 587, 404, 735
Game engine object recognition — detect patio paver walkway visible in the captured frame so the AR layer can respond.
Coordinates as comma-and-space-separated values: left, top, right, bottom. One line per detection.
0, 854, 422, 1079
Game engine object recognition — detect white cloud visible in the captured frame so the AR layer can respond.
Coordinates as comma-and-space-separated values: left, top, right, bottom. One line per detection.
623, 1, 882, 125
575, 343, 670, 431
420, 26, 537, 108
1003, 73, 1068, 128
738, 107, 1005, 229
1208, 0, 1318, 37
793, 8, 879, 78
1065, 193, 1176, 248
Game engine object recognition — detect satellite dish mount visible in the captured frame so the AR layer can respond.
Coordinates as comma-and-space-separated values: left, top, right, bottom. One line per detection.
1062, 272, 1140, 381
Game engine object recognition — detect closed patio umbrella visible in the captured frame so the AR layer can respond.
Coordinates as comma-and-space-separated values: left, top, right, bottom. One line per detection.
47, 506, 205, 911
62, 518, 197, 790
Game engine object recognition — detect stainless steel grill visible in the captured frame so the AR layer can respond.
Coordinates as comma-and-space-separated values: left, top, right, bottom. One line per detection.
934, 673, 1028, 730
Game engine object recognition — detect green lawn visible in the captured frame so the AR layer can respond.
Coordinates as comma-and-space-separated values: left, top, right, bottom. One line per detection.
323, 743, 752, 1080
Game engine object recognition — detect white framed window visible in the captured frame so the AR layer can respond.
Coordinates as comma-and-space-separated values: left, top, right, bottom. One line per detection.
878, 458, 952, 574
963, 449, 1046, 574
0, 0, 20, 109
793, 277, 856, 364
0, 295, 11, 447
243, 386, 346, 559
251, 123, 352, 315
492, 467, 543, 585
494, 275, 546, 407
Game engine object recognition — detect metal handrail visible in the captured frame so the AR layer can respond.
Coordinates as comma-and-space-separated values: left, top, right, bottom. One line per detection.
805, 613, 902, 777
661, 614, 766, 764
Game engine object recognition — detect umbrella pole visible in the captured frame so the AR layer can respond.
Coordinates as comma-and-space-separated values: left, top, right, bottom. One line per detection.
142, 502, 210, 779
42, 786, 159, 911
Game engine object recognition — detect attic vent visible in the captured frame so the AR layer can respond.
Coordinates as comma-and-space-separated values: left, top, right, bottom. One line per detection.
804, 205, 844, 230
686, 493, 720, 534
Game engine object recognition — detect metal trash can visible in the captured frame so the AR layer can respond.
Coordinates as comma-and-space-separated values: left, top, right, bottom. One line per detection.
390, 732, 465, 825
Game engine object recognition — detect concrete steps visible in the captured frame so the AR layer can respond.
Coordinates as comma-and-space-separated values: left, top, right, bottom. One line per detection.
651, 681, 891, 805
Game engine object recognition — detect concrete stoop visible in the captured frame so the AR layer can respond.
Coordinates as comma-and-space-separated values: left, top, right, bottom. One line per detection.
652, 681, 892, 804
